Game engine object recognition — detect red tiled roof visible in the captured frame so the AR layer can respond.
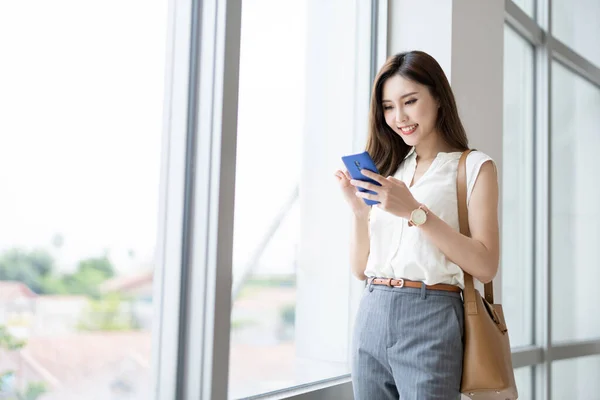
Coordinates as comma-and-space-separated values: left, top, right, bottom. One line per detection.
0, 281, 37, 300
21, 331, 152, 387
100, 272, 153, 293
35, 295, 88, 302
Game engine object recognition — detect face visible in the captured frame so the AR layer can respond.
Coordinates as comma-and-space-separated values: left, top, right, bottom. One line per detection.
381, 74, 440, 147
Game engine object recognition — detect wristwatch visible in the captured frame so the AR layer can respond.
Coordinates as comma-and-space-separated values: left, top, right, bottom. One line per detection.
408, 204, 429, 227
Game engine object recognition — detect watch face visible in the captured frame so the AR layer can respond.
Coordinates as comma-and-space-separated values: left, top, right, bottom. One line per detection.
412, 208, 427, 225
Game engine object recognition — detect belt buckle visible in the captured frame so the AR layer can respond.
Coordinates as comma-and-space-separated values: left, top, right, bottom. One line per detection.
392, 278, 405, 288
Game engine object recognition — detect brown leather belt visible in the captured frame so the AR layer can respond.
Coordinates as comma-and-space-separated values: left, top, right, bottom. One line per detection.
368, 277, 462, 293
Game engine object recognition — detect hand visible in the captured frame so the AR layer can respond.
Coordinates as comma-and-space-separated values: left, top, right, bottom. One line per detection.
350, 169, 421, 219
334, 169, 370, 218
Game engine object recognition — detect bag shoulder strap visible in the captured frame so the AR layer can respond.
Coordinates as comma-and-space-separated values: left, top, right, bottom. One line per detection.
457, 149, 494, 304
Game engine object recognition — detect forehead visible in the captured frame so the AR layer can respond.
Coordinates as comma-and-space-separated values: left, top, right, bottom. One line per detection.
382, 75, 424, 98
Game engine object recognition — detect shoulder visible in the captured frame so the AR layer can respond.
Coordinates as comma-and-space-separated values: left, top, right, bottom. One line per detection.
466, 151, 496, 178
467, 150, 495, 167
465, 150, 498, 203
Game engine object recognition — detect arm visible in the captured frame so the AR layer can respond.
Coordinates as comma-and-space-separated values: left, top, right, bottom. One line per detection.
350, 213, 370, 281
333, 168, 372, 281
353, 162, 500, 283
418, 160, 500, 283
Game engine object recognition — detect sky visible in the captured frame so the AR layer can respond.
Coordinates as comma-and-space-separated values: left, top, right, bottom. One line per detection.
0, 0, 304, 277
0, 0, 168, 273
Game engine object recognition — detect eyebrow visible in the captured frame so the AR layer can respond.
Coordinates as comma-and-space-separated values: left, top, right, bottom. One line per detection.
382, 91, 418, 102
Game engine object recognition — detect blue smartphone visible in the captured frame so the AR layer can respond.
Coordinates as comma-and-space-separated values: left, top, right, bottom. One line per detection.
341, 151, 382, 206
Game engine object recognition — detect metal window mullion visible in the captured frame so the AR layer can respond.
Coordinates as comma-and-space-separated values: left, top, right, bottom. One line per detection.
505, 0, 544, 46
512, 346, 546, 368
535, 0, 552, 398
179, 0, 242, 399
549, 339, 600, 362
374, 0, 388, 77
549, 36, 600, 90
237, 376, 353, 400
152, 0, 199, 396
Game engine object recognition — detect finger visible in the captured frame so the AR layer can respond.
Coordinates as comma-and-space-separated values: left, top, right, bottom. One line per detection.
355, 190, 377, 201
360, 169, 386, 185
343, 170, 352, 180
350, 179, 378, 191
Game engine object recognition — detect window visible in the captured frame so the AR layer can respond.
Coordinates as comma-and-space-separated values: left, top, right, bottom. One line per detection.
502, 25, 535, 348
228, 0, 374, 398
552, 355, 600, 400
0, 0, 167, 398
551, 61, 600, 343
514, 366, 534, 400
552, 0, 600, 67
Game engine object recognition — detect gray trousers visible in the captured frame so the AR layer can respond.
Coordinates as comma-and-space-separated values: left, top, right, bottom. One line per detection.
351, 282, 464, 400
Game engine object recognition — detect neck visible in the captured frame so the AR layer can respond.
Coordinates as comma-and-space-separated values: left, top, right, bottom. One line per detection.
414, 131, 455, 161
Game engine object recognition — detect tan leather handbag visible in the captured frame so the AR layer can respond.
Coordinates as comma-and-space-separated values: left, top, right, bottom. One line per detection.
457, 150, 518, 399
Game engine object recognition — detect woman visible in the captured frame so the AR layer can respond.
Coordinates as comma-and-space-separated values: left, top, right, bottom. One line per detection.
334, 51, 499, 399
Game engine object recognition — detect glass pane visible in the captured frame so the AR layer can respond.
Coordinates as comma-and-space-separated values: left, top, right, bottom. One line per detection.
515, 366, 534, 400
553, 355, 600, 400
502, 26, 535, 348
229, 0, 371, 398
551, 62, 600, 343
512, 0, 535, 19
0, 0, 166, 398
552, 0, 600, 67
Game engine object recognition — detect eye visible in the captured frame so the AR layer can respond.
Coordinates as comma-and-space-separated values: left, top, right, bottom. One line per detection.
405, 99, 417, 105
383, 105, 394, 110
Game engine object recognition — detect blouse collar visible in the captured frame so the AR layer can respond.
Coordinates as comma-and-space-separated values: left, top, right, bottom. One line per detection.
404, 146, 463, 162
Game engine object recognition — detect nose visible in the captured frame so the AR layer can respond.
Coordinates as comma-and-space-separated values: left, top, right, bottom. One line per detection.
395, 108, 407, 124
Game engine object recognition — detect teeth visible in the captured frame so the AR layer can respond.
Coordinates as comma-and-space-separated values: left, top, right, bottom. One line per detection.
400, 124, 417, 132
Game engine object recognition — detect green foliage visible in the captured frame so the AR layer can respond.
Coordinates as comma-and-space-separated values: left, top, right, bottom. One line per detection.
279, 304, 295, 326
77, 256, 115, 280
0, 248, 116, 298
0, 249, 55, 294
0, 326, 26, 351
50, 233, 64, 249
231, 318, 258, 331
77, 293, 137, 331
245, 275, 296, 288
61, 256, 116, 298
39, 274, 69, 295
0, 326, 47, 400
16, 382, 47, 400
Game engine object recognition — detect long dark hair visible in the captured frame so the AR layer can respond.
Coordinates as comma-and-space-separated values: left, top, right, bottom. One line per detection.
366, 51, 469, 177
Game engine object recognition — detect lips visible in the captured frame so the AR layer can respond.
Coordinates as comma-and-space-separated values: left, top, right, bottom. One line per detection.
399, 124, 418, 135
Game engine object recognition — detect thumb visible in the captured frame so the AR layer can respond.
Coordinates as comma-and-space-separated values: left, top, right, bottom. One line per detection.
387, 175, 402, 183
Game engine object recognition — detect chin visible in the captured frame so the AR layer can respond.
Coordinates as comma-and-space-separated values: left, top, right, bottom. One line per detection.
397, 132, 419, 146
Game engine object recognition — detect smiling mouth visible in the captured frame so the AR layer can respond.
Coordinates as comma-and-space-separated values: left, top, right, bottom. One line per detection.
398, 124, 418, 135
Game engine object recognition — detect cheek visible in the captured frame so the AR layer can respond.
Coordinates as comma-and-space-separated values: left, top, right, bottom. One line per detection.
384, 112, 396, 129
415, 105, 435, 126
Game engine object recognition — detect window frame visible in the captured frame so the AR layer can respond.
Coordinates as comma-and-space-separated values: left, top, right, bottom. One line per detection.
153, 0, 600, 398
505, 0, 600, 398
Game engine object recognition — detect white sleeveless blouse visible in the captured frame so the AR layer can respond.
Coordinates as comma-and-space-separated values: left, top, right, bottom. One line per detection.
364, 147, 494, 289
